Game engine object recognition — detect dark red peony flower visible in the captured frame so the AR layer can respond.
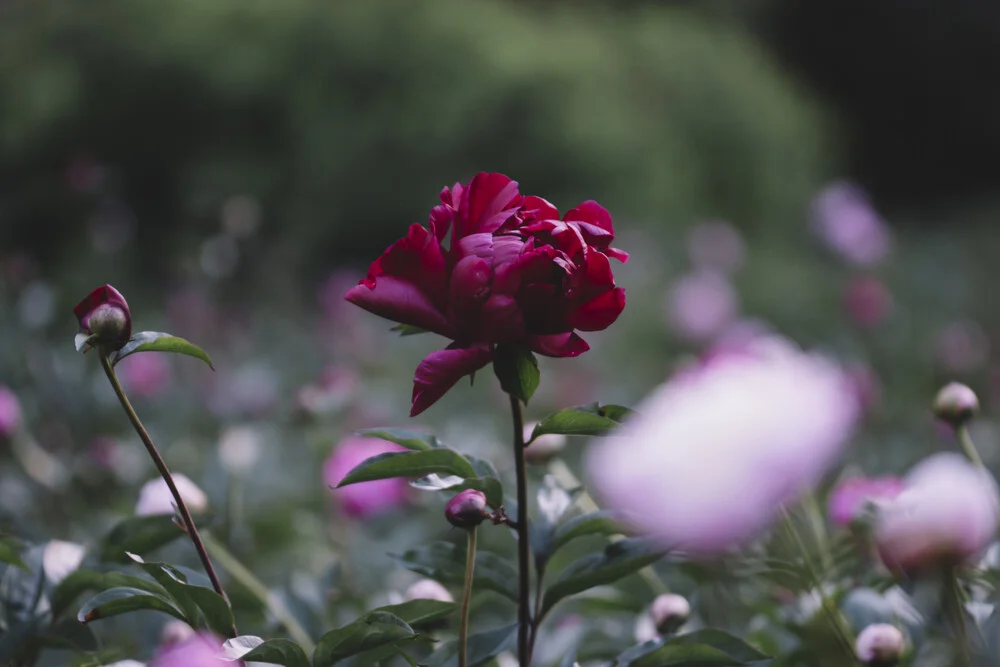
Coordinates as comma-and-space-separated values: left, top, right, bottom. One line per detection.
74, 284, 132, 351
346, 173, 628, 416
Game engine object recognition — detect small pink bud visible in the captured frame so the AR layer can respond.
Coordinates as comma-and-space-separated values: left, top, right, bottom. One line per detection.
74, 285, 132, 351
855, 623, 905, 665
445, 489, 489, 528
650, 593, 690, 635
933, 382, 979, 427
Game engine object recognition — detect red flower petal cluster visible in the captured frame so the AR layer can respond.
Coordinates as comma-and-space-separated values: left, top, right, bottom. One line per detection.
346, 173, 628, 415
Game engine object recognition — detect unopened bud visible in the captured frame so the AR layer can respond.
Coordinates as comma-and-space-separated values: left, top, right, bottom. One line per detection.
855, 623, 905, 666
650, 593, 690, 635
933, 382, 979, 428
445, 489, 489, 528
88, 304, 128, 340
73, 284, 132, 351
404, 578, 453, 603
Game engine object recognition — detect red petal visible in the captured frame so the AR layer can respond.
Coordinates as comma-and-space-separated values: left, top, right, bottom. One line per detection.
74, 284, 131, 336
528, 333, 590, 358
569, 287, 626, 332
458, 173, 521, 239
564, 200, 614, 234
346, 277, 454, 337
410, 345, 494, 416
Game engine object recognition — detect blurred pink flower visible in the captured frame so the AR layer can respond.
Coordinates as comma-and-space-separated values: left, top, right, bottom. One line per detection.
324, 436, 409, 519
0, 386, 22, 438
586, 337, 859, 555
845, 363, 882, 413
135, 474, 209, 516
811, 181, 891, 266
118, 353, 172, 398
842, 276, 892, 328
665, 271, 738, 343
295, 366, 358, 416
935, 320, 989, 374
151, 632, 227, 667
875, 453, 999, 573
686, 221, 745, 274
827, 476, 903, 527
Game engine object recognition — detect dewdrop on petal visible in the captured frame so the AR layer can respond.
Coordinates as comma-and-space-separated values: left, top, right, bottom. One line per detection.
855, 623, 905, 666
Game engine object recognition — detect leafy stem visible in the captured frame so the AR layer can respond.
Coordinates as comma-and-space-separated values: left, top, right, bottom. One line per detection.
459, 526, 478, 667
508, 393, 532, 667
98, 350, 235, 636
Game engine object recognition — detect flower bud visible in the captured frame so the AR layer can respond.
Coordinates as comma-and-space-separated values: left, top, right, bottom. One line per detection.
650, 593, 691, 635
73, 285, 132, 351
933, 382, 979, 427
404, 578, 453, 603
135, 474, 209, 516
855, 623, 905, 666
445, 489, 489, 528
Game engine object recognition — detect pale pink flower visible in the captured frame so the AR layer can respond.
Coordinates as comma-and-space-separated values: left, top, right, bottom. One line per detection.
118, 353, 172, 398
811, 181, 891, 266
151, 631, 227, 667
665, 271, 739, 343
324, 436, 409, 519
828, 476, 904, 527
855, 623, 905, 664
404, 579, 453, 602
586, 337, 858, 555
875, 453, 999, 573
0, 386, 22, 438
135, 474, 209, 516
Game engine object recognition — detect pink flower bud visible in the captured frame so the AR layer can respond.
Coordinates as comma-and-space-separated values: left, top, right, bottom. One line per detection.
855, 623, 905, 665
650, 593, 690, 635
73, 285, 132, 351
933, 382, 979, 428
445, 489, 489, 528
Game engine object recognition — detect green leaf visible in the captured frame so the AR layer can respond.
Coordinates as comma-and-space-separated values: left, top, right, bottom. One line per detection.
424, 623, 517, 667
621, 630, 771, 666
541, 538, 664, 618
311, 611, 415, 666
50, 569, 169, 618
0, 535, 27, 570
112, 331, 214, 370
392, 542, 518, 601
390, 324, 430, 337
545, 511, 627, 561
337, 449, 476, 487
231, 637, 311, 667
371, 599, 456, 628
493, 344, 539, 404
99, 514, 201, 562
77, 586, 186, 624
529, 403, 632, 442
126, 554, 235, 637
354, 427, 441, 451
37, 617, 99, 652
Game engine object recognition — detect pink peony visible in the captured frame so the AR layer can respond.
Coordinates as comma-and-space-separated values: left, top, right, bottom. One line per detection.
0, 386, 22, 438
828, 476, 904, 527
324, 436, 409, 519
586, 337, 859, 555
151, 632, 227, 667
664, 271, 739, 343
875, 453, 999, 573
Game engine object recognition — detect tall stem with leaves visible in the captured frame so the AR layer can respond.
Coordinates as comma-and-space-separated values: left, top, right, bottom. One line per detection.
509, 393, 532, 667
458, 526, 478, 667
98, 351, 233, 629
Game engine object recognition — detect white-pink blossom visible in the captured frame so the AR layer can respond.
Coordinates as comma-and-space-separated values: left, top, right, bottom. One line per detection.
135, 474, 209, 516
586, 337, 859, 555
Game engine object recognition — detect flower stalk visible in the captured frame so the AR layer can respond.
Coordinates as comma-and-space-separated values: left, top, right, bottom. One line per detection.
98, 350, 234, 634
509, 393, 532, 666
459, 526, 478, 667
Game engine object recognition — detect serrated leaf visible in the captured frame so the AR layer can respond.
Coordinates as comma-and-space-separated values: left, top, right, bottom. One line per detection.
493, 344, 539, 404
392, 542, 518, 601
112, 331, 214, 369
337, 449, 476, 487
541, 538, 664, 618
354, 427, 441, 451
312, 611, 414, 666
529, 403, 632, 442
424, 622, 517, 667
50, 569, 169, 618
77, 586, 186, 624
99, 514, 212, 562
390, 324, 430, 337
370, 599, 456, 628
229, 637, 311, 667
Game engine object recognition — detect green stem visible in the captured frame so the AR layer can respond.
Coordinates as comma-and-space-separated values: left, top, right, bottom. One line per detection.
803, 490, 833, 573
508, 394, 532, 667
957, 424, 985, 469
98, 351, 235, 637
202, 532, 316, 654
944, 569, 971, 665
528, 565, 545, 657
459, 527, 478, 667
781, 506, 856, 662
